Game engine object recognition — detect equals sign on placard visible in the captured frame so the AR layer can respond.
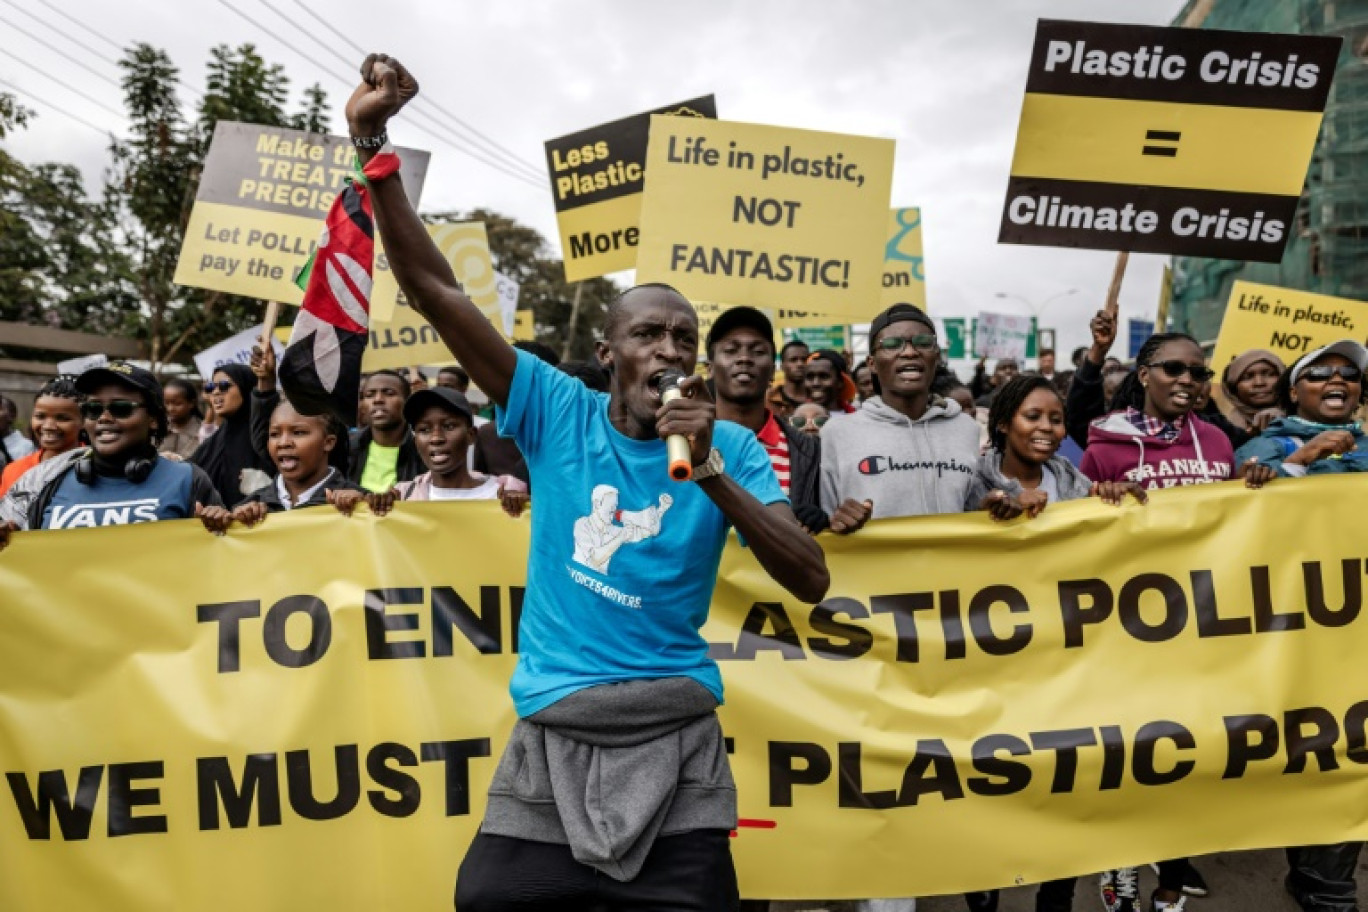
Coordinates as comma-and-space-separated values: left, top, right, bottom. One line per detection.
1143, 130, 1181, 157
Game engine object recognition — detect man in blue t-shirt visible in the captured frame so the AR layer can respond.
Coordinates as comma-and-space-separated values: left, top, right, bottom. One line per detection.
348, 54, 829, 911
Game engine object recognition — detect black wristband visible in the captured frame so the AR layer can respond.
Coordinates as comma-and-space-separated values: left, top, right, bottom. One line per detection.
350, 131, 388, 150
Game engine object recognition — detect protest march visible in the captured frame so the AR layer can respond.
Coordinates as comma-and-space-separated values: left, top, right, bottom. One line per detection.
3, 3, 1368, 912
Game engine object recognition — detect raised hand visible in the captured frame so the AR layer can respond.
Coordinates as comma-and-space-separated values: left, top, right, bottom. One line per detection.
1088, 310, 1117, 364
346, 54, 420, 138
250, 343, 276, 392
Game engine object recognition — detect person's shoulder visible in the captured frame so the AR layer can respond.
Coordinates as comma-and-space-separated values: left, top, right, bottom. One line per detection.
714, 419, 764, 455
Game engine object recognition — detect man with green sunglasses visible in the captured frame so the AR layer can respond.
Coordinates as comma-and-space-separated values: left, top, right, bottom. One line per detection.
0, 362, 225, 548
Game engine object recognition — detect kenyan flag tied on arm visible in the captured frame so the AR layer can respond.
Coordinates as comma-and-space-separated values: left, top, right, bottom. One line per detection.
278, 145, 401, 420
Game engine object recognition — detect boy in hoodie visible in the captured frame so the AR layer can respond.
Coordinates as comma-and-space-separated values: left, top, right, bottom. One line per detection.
1081, 334, 1234, 492
820, 303, 979, 533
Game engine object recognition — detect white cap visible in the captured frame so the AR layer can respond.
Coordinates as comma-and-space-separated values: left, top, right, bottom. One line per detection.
1289, 340, 1368, 385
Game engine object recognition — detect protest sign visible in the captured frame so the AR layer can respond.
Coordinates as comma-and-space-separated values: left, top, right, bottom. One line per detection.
636, 117, 894, 317
494, 271, 520, 338
4, 478, 1368, 908
55, 353, 107, 375
193, 324, 285, 380
999, 20, 1340, 261
512, 310, 535, 342
882, 207, 926, 308
975, 311, 1035, 360
547, 96, 717, 282
939, 317, 969, 360
174, 122, 430, 304
788, 324, 848, 352
1210, 280, 1368, 388
1128, 318, 1156, 359
364, 223, 499, 372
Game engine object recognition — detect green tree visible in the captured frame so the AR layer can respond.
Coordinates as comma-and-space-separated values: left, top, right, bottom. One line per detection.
425, 208, 619, 360
292, 82, 330, 134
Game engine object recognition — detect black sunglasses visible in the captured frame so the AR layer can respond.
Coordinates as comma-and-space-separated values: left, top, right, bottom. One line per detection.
80, 399, 146, 420
1298, 364, 1363, 384
204, 380, 236, 394
1146, 360, 1215, 383
875, 333, 939, 354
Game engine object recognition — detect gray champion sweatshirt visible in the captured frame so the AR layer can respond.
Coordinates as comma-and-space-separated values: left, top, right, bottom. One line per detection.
819, 395, 981, 519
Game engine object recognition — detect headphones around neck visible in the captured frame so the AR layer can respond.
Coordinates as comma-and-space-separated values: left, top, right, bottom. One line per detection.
74, 450, 157, 485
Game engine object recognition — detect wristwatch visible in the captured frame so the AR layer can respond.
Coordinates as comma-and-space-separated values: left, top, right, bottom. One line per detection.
692, 447, 725, 482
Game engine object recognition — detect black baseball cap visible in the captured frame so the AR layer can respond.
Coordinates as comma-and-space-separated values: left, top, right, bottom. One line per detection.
706, 306, 776, 356
76, 362, 165, 409
403, 386, 474, 425
869, 303, 936, 343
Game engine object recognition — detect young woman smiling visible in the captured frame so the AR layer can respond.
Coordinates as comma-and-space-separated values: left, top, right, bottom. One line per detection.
0, 377, 83, 497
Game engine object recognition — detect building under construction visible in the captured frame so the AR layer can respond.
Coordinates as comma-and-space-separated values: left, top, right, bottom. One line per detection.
1169, 0, 1368, 342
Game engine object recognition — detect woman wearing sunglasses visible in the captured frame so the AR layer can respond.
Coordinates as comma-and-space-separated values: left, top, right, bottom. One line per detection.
1080, 333, 1236, 493
1233, 340, 1367, 480
789, 402, 829, 437
0, 363, 226, 548
190, 364, 272, 503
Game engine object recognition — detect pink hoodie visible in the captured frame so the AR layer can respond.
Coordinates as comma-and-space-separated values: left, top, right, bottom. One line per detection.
1080, 412, 1234, 489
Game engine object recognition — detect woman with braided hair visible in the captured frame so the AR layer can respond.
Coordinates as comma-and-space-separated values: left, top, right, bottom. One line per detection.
0, 376, 84, 497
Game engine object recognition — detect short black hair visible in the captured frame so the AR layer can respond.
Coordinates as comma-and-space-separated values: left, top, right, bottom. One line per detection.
39, 375, 82, 401
780, 339, 810, 358
601, 283, 689, 341
162, 377, 203, 420
988, 374, 1064, 453
365, 369, 411, 397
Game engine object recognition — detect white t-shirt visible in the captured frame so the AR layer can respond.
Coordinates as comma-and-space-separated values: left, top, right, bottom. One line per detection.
428, 475, 499, 501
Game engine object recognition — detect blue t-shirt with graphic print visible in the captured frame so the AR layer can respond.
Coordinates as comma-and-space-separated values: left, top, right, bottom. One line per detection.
42, 457, 198, 529
498, 349, 787, 717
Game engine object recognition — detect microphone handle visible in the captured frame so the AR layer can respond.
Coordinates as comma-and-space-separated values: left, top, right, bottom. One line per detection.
660, 386, 693, 481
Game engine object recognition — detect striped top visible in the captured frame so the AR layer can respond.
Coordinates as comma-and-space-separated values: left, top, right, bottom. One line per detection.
756, 412, 791, 495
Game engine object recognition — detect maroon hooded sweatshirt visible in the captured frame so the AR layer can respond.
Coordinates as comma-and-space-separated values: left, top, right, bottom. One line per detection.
1080, 411, 1234, 489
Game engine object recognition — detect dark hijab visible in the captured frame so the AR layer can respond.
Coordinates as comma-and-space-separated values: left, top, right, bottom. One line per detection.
190, 363, 270, 501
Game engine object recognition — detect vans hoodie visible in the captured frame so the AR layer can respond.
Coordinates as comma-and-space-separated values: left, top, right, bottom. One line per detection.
819, 395, 980, 518
1081, 411, 1233, 489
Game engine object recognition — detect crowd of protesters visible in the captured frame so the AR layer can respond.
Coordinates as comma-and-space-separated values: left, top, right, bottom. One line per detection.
0, 286, 1365, 912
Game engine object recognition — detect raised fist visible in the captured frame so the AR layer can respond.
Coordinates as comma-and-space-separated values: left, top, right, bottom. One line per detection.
346, 54, 420, 138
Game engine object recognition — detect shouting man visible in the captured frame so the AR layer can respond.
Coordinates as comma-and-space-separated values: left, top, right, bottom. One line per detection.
346, 54, 828, 911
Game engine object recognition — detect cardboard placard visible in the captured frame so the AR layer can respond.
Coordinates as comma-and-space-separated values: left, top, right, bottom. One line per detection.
882, 207, 926, 308
1210, 280, 1368, 385
174, 122, 429, 304
547, 96, 717, 282
999, 20, 1340, 261
636, 117, 894, 318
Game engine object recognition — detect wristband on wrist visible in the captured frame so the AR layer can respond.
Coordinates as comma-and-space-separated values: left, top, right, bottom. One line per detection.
350, 131, 388, 150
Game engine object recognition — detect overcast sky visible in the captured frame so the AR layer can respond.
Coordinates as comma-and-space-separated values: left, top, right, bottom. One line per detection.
2, 0, 1186, 361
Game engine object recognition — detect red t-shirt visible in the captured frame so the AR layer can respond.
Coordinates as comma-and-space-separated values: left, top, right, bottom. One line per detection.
0, 450, 43, 497
756, 412, 791, 495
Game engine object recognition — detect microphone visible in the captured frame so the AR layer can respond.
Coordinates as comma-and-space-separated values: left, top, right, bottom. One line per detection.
657, 370, 693, 482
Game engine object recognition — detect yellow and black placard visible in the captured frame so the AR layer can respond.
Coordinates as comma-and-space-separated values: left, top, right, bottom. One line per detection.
882, 207, 926, 309
546, 96, 716, 282
1000, 20, 1340, 262
5, 479, 1368, 908
174, 122, 430, 303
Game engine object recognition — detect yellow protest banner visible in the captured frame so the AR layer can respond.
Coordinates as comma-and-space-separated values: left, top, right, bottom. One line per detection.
513, 310, 535, 342
4, 478, 1368, 908
635, 117, 894, 318
364, 223, 500, 372
547, 96, 717, 282
999, 20, 1339, 261
882, 207, 926, 308
1210, 280, 1368, 387
174, 122, 430, 303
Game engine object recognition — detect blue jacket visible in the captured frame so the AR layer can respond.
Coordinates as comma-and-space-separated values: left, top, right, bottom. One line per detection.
1233, 417, 1368, 476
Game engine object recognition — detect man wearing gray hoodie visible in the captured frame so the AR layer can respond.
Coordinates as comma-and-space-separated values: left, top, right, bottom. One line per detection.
820, 304, 980, 532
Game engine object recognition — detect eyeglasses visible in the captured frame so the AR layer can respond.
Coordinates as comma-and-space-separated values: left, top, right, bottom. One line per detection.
1299, 364, 1363, 384
1146, 360, 1215, 382
876, 333, 939, 354
204, 380, 237, 394
789, 414, 829, 430
80, 399, 145, 420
